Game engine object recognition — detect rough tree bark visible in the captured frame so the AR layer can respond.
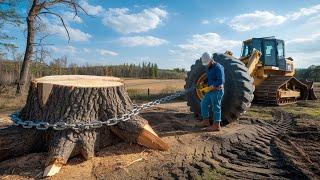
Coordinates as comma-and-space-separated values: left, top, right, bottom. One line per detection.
16, 0, 38, 94
2, 75, 168, 177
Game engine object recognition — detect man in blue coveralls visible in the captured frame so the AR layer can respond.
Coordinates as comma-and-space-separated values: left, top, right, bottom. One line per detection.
200, 52, 225, 131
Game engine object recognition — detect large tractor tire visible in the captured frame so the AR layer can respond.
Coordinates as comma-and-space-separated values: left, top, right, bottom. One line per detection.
185, 53, 254, 125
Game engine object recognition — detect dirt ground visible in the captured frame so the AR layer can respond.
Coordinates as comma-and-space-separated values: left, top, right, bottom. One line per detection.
0, 83, 319, 179
0, 99, 319, 180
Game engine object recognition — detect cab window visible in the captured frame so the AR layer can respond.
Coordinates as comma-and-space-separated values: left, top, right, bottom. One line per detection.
263, 40, 277, 66
241, 43, 250, 57
277, 41, 284, 58
265, 46, 273, 55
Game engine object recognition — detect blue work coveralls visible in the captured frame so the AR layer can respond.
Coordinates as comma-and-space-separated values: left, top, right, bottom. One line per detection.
201, 62, 225, 123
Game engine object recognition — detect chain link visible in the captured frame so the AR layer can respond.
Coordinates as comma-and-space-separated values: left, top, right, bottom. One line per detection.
9, 88, 194, 131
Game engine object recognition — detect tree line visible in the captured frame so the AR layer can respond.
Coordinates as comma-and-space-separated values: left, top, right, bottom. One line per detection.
0, 56, 186, 92
295, 65, 320, 82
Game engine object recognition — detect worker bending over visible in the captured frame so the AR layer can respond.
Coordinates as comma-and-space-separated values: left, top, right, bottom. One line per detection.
200, 52, 225, 131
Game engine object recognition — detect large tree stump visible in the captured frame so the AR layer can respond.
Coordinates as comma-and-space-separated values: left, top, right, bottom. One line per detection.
0, 75, 168, 177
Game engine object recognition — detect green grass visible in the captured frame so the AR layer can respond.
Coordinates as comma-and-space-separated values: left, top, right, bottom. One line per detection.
239, 97, 318, 128
277, 100, 320, 128
243, 105, 274, 121
196, 168, 228, 180
278, 100, 320, 119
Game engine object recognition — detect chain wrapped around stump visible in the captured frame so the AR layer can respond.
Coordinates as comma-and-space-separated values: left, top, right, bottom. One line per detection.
10, 89, 188, 130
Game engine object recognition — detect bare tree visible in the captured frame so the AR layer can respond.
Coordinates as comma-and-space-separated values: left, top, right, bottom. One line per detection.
69, 63, 78, 75
33, 33, 52, 77
16, 0, 87, 95
50, 56, 68, 75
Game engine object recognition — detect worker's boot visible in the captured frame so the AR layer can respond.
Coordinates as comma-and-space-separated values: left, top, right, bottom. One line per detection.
197, 119, 210, 127
213, 122, 221, 131
205, 122, 221, 132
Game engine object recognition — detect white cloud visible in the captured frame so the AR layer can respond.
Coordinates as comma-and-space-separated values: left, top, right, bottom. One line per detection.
49, 45, 77, 54
47, 45, 92, 65
169, 49, 177, 54
200, 18, 226, 25
287, 33, 320, 44
308, 14, 320, 24
286, 33, 320, 55
65, 45, 77, 54
48, 45, 59, 52
115, 36, 168, 47
80, 0, 104, 16
229, 11, 287, 31
39, 15, 91, 42
47, 46, 119, 65
289, 4, 320, 20
97, 49, 118, 57
201, 19, 210, 24
226, 4, 320, 31
215, 17, 227, 24
48, 24, 92, 42
64, 12, 82, 23
288, 51, 320, 68
286, 33, 320, 67
170, 33, 241, 67
178, 33, 241, 53
102, 7, 167, 34
83, 48, 91, 53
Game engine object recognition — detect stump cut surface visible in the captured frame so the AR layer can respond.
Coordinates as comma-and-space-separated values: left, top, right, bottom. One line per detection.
34, 75, 123, 87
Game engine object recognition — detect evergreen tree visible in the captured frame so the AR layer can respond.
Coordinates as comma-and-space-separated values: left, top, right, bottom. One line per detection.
0, 0, 21, 51
154, 63, 158, 78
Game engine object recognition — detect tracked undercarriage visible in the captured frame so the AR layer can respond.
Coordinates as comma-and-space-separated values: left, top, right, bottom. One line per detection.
254, 76, 308, 105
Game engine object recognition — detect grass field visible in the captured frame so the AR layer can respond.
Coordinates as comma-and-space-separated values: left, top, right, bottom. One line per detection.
124, 78, 185, 93
124, 78, 185, 102
0, 88, 26, 111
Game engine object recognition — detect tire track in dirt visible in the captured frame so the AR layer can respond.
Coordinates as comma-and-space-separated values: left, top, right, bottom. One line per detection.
272, 131, 320, 179
156, 110, 295, 179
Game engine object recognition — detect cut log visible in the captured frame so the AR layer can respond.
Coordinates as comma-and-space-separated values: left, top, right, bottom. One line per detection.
0, 75, 168, 177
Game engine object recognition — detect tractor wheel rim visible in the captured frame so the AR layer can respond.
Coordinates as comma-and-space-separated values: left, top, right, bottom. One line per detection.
196, 73, 207, 100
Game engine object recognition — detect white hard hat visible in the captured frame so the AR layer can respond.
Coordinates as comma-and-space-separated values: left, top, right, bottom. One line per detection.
201, 52, 212, 66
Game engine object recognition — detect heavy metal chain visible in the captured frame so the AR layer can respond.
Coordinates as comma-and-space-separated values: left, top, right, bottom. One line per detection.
9, 88, 194, 131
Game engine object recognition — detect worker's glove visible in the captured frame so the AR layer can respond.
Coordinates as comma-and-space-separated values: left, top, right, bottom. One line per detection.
200, 86, 214, 94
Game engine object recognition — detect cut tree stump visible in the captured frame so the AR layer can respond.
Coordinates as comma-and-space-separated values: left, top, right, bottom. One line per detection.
0, 75, 169, 177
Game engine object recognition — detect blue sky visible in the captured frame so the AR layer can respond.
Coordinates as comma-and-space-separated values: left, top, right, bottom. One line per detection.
3, 0, 320, 69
